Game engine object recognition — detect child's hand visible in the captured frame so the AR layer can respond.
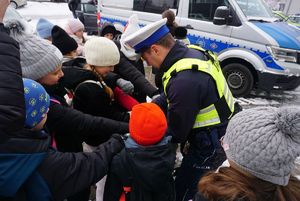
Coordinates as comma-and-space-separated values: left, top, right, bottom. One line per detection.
0, 0, 10, 23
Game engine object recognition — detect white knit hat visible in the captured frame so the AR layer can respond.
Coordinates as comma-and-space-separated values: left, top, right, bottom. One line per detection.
84, 37, 120, 66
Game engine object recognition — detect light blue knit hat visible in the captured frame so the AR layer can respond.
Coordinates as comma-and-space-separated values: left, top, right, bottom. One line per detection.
36, 18, 54, 39
23, 78, 50, 128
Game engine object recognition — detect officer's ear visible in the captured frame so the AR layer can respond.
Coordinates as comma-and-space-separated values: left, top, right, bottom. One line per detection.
150, 44, 160, 55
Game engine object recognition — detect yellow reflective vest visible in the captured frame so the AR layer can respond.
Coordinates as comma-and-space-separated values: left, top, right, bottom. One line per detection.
162, 45, 235, 129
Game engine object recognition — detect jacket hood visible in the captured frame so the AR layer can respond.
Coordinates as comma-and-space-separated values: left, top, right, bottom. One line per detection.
126, 143, 175, 192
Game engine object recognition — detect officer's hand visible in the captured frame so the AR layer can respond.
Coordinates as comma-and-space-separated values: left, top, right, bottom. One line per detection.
116, 78, 134, 95
0, 0, 10, 23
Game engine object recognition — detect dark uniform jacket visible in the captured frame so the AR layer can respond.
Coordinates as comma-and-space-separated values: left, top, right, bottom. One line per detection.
103, 137, 176, 201
153, 41, 221, 143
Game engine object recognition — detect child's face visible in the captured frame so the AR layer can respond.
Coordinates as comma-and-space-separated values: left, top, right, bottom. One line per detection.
104, 33, 114, 40
38, 65, 64, 86
95, 65, 114, 77
65, 50, 78, 58
75, 29, 84, 38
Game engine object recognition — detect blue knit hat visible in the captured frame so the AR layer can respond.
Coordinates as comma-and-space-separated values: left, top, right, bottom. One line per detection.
23, 78, 50, 128
36, 18, 54, 39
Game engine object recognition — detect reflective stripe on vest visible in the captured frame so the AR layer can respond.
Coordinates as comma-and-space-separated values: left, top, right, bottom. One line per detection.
162, 45, 235, 128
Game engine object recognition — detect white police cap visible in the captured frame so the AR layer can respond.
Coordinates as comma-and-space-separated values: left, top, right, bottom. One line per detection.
123, 18, 169, 52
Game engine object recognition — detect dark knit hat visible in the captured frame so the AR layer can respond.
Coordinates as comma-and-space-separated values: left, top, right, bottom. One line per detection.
129, 103, 167, 146
174, 26, 187, 39
51, 25, 78, 55
100, 23, 116, 37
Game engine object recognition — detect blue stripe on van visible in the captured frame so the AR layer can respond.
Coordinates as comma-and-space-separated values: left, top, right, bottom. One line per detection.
188, 34, 284, 70
101, 16, 284, 71
253, 22, 300, 50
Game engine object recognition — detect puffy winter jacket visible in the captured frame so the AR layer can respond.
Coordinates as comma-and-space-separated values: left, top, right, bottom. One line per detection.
0, 130, 124, 201
0, 23, 25, 142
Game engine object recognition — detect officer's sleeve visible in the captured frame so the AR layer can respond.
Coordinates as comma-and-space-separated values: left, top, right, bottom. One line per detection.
165, 73, 203, 143
152, 92, 168, 114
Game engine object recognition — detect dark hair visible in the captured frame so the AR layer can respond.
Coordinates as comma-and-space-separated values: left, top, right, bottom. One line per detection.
198, 166, 300, 201
162, 10, 176, 25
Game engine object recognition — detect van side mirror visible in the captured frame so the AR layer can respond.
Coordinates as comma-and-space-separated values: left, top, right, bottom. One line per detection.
213, 6, 230, 25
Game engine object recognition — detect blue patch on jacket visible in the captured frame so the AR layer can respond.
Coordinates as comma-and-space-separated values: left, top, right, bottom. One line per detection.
0, 152, 46, 197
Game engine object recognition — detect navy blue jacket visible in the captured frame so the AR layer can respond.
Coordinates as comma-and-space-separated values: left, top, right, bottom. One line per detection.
153, 42, 220, 143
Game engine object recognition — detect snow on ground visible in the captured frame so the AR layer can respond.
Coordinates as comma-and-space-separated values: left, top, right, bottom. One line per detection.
17, 1, 72, 30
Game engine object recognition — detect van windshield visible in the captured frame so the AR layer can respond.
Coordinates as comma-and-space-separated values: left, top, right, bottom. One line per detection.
236, 0, 273, 19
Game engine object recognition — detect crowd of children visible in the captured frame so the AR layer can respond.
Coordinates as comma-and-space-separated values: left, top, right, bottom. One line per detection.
0, 1, 300, 201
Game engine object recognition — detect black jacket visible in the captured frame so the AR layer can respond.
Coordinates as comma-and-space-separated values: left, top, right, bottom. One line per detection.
114, 41, 158, 99
0, 23, 25, 142
153, 42, 221, 143
45, 66, 129, 148
0, 130, 124, 201
104, 137, 176, 201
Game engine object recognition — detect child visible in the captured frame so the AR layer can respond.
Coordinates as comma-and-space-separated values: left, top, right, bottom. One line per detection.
36, 18, 54, 41
0, 78, 124, 200
174, 26, 190, 46
100, 22, 116, 40
104, 103, 176, 201
7, 20, 129, 201
197, 106, 300, 201
64, 18, 86, 56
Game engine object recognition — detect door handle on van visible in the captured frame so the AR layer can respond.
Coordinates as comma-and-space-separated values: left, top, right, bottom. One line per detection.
185, 24, 194, 29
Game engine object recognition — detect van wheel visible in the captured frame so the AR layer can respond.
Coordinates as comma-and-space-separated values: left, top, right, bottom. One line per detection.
9, 1, 18, 9
223, 63, 254, 97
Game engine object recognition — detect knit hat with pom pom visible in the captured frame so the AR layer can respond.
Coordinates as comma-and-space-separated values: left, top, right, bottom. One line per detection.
222, 106, 300, 186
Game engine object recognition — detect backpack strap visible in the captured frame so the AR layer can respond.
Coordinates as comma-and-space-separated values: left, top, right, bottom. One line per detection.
118, 151, 135, 201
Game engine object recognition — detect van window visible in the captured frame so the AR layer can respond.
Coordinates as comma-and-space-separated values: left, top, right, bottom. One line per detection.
133, 0, 179, 14
189, 0, 229, 21
236, 0, 273, 18
83, 3, 97, 14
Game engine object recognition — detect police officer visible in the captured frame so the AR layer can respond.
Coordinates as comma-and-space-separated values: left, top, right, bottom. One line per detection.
124, 19, 235, 201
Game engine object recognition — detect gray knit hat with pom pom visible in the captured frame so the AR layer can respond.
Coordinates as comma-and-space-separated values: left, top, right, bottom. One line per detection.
5, 20, 62, 81
223, 106, 300, 186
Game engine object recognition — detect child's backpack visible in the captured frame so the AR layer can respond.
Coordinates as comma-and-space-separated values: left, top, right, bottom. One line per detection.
118, 151, 176, 201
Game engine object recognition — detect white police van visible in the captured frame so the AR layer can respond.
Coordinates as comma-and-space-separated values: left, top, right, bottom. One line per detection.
95, 0, 300, 96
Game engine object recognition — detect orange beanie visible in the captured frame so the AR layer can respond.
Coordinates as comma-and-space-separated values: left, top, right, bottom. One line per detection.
129, 103, 167, 146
